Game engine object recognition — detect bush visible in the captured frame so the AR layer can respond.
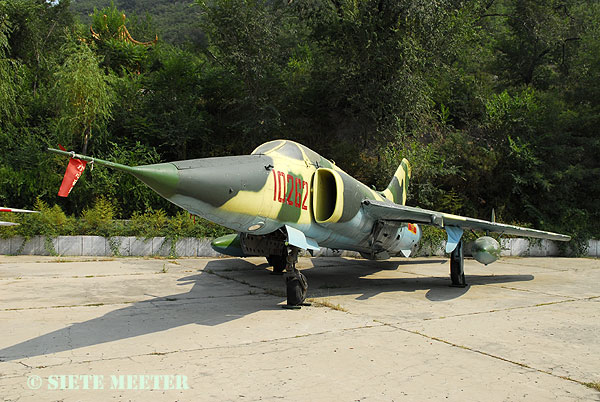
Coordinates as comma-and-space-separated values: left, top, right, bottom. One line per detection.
0, 200, 233, 239
128, 208, 169, 237
80, 197, 116, 236
4, 199, 76, 238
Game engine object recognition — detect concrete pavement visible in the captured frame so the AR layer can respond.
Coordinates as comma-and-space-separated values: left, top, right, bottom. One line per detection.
0, 255, 598, 401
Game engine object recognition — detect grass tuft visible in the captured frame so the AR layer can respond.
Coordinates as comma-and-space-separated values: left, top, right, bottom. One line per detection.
584, 382, 600, 392
309, 298, 348, 312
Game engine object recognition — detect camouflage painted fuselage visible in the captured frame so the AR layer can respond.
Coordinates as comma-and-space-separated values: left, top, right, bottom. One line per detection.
49, 139, 571, 266
147, 140, 420, 257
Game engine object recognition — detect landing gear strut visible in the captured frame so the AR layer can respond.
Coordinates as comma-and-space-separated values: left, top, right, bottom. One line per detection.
266, 253, 286, 275
282, 246, 310, 309
450, 239, 467, 287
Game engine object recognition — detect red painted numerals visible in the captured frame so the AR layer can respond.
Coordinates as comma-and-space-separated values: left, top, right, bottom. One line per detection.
272, 170, 308, 210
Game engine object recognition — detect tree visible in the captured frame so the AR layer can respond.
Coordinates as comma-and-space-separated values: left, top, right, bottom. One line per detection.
0, 0, 73, 96
483, 0, 582, 88
140, 47, 208, 160
0, 11, 21, 126
54, 40, 114, 154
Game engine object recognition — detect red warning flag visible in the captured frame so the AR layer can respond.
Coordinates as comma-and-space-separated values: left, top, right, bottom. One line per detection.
58, 157, 87, 197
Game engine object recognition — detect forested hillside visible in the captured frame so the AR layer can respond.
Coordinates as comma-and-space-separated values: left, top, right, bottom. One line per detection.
70, 0, 204, 45
0, 0, 598, 248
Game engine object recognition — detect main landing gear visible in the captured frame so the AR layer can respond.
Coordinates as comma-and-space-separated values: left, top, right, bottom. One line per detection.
450, 239, 468, 287
281, 246, 310, 309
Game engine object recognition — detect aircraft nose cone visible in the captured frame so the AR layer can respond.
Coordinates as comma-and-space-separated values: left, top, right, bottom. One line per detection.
129, 155, 272, 213
173, 155, 272, 207
130, 163, 179, 198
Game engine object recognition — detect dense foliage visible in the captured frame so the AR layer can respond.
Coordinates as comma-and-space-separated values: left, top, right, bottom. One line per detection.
0, 0, 598, 248
0, 199, 231, 239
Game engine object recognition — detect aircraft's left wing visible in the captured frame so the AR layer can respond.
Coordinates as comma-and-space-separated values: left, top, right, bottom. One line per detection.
362, 199, 571, 243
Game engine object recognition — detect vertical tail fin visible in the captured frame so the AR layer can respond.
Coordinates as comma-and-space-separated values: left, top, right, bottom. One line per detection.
382, 158, 411, 205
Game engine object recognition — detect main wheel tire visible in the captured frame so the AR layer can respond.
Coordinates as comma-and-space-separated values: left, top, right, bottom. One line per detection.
286, 272, 308, 305
267, 254, 286, 274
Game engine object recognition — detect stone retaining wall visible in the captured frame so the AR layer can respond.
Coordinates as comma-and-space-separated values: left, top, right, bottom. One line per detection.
0, 236, 220, 257
0, 236, 597, 258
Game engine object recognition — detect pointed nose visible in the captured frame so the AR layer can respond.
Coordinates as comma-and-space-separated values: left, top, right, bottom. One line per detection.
173, 155, 272, 207
130, 163, 179, 198
129, 155, 272, 217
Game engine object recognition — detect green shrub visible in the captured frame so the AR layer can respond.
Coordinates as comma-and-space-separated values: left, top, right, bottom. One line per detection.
190, 217, 233, 238
80, 197, 117, 236
128, 208, 169, 238
0, 200, 234, 240
167, 210, 196, 237
415, 225, 446, 256
0, 212, 18, 239
14, 199, 74, 237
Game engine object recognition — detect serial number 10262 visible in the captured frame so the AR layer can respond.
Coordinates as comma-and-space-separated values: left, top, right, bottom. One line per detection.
272, 170, 308, 210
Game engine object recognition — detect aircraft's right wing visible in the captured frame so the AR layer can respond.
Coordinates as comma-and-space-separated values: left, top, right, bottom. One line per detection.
362, 199, 571, 242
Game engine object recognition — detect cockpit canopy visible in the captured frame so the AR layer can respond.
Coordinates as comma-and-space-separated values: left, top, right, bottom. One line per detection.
251, 140, 334, 168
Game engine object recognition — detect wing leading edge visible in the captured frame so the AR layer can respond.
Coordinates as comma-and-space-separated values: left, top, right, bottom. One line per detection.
362, 199, 571, 242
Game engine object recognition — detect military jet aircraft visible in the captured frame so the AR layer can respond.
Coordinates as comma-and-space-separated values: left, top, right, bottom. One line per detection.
49, 140, 570, 307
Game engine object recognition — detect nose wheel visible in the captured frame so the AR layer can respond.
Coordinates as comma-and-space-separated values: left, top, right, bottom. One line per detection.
282, 246, 311, 309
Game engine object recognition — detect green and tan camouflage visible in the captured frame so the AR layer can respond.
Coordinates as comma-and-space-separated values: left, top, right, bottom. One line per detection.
49, 140, 426, 256
48, 140, 571, 305
382, 158, 411, 206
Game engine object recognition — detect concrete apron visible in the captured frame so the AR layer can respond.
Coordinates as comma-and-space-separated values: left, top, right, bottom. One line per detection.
0, 256, 598, 401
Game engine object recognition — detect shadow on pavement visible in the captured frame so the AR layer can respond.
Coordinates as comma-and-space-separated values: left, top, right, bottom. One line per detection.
0, 257, 533, 361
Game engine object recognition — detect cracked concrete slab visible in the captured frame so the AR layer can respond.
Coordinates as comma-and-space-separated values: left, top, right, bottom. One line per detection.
0, 255, 598, 401
399, 298, 599, 383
